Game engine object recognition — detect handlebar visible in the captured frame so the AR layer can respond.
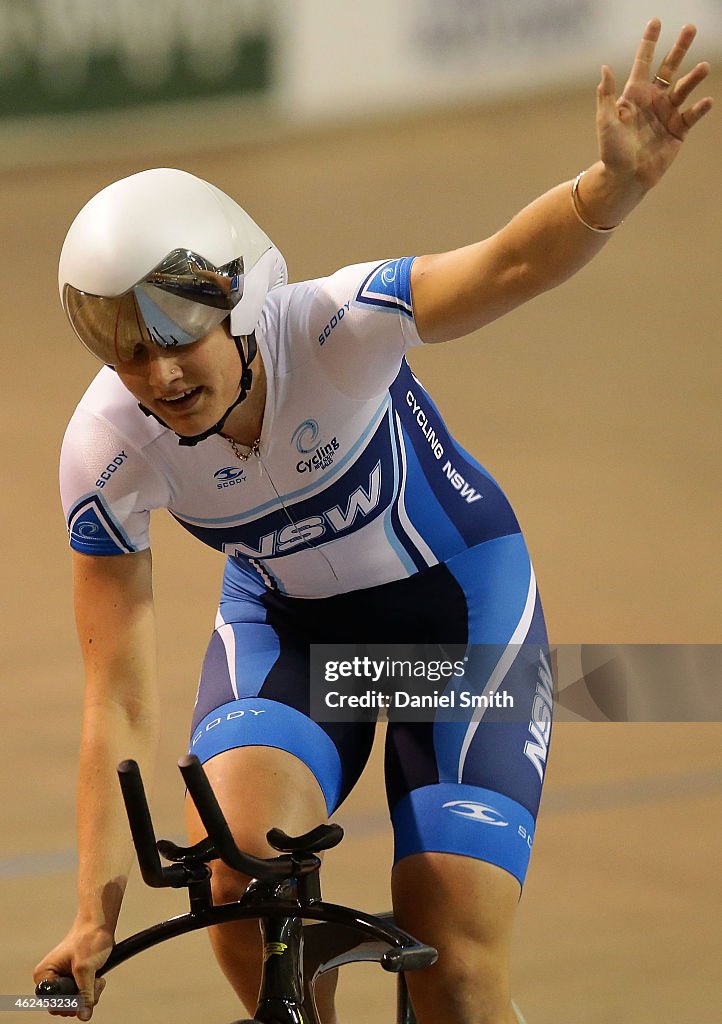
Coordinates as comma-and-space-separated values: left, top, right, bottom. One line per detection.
36, 977, 80, 997
117, 760, 191, 888
36, 754, 435, 1002
177, 754, 322, 878
118, 754, 328, 882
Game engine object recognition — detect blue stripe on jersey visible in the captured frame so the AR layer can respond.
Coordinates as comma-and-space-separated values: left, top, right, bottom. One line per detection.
175, 405, 399, 559
189, 698, 343, 814
393, 417, 466, 562
391, 782, 536, 885
67, 493, 137, 555
432, 535, 535, 786
385, 406, 431, 573
390, 364, 520, 547
355, 257, 415, 319
172, 396, 391, 530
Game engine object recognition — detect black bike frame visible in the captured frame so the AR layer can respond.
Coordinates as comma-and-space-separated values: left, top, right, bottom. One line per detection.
37, 757, 433, 1023
89, 884, 421, 1022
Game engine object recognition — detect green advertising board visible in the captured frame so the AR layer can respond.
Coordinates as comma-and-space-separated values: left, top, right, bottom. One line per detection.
0, 0, 274, 118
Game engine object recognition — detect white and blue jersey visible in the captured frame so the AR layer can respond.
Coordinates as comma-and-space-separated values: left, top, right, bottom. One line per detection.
60, 257, 552, 887
61, 257, 519, 596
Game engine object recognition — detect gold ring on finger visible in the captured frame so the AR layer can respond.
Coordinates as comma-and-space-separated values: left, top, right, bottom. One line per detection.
654, 74, 671, 88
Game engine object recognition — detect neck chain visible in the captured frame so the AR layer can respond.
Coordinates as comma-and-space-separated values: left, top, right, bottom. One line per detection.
226, 435, 261, 462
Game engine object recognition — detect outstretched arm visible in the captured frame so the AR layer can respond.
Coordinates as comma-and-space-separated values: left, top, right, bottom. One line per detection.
411, 19, 713, 344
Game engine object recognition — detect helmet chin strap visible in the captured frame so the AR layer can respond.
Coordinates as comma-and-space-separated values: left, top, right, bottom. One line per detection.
137, 333, 257, 446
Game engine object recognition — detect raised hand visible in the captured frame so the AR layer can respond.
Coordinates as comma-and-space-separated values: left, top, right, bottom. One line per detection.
596, 19, 713, 191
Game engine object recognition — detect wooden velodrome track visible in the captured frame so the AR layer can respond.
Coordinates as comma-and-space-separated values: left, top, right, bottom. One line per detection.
2, 72, 720, 1023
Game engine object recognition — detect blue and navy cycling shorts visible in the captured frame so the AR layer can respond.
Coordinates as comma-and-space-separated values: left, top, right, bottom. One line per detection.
189, 533, 552, 887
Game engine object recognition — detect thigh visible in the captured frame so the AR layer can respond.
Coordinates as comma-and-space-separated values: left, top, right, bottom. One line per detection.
184, 744, 331, 859
385, 533, 552, 888
190, 589, 376, 817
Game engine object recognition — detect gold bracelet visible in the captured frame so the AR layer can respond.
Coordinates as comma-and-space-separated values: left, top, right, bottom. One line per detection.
571, 171, 622, 233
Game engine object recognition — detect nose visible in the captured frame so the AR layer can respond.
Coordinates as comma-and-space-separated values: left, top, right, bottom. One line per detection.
148, 348, 183, 390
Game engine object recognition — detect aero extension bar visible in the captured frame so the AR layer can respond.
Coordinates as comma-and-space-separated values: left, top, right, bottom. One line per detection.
37, 755, 436, 1022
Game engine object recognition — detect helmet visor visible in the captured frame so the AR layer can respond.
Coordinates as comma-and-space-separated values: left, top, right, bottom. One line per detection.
62, 249, 244, 364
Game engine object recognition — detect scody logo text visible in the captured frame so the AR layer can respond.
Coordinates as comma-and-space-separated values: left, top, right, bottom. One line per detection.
214, 466, 246, 489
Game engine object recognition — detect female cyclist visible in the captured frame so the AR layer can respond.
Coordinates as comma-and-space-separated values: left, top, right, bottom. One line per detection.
35, 20, 711, 1024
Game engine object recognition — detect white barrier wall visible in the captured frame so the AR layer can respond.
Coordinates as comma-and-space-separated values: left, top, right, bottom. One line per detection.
277, 0, 722, 120
2, 0, 719, 167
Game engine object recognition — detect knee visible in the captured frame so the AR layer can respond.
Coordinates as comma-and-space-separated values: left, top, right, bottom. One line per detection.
435, 935, 509, 993
393, 854, 521, 1023
206, 863, 262, 968
407, 938, 514, 1024
208, 860, 252, 906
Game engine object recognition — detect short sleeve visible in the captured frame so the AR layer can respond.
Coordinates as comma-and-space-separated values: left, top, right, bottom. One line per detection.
292, 257, 422, 400
60, 407, 169, 556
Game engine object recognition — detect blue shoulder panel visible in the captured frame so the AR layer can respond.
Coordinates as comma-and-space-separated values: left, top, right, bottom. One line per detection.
67, 494, 138, 555
355, 257, 416, 319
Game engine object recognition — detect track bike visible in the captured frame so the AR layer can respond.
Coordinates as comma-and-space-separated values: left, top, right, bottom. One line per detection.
37, 754, 437, 1023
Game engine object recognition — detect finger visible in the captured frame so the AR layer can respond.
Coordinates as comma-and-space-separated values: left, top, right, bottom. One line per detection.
74, 971, 97, 1022
668, 96, 713, 141
628, 18, 661, 83
654, 23, 697, 84
596, 64, 618, 121
679, 95, 714, 131
76, 995, 93, 1022
669, 61, 711, 107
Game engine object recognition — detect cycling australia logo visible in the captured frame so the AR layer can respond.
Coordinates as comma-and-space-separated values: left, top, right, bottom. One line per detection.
442, 801, 509, 826
214, 466, 246, 490
292, 419, 340, 474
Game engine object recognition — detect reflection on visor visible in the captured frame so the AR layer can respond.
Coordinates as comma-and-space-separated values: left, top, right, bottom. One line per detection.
146, 249, 243, 310
62, 250, 244, 365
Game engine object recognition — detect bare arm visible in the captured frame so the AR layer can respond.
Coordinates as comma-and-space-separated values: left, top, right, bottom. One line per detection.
412, 20, 712, 344
73, 547, 158, 927
34, 548, 158, 1018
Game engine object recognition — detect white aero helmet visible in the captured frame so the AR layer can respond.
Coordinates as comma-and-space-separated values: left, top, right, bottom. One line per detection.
59, 167, 287, 365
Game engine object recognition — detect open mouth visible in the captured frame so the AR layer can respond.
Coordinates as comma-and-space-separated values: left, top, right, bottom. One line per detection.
158, 386, 203, 413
